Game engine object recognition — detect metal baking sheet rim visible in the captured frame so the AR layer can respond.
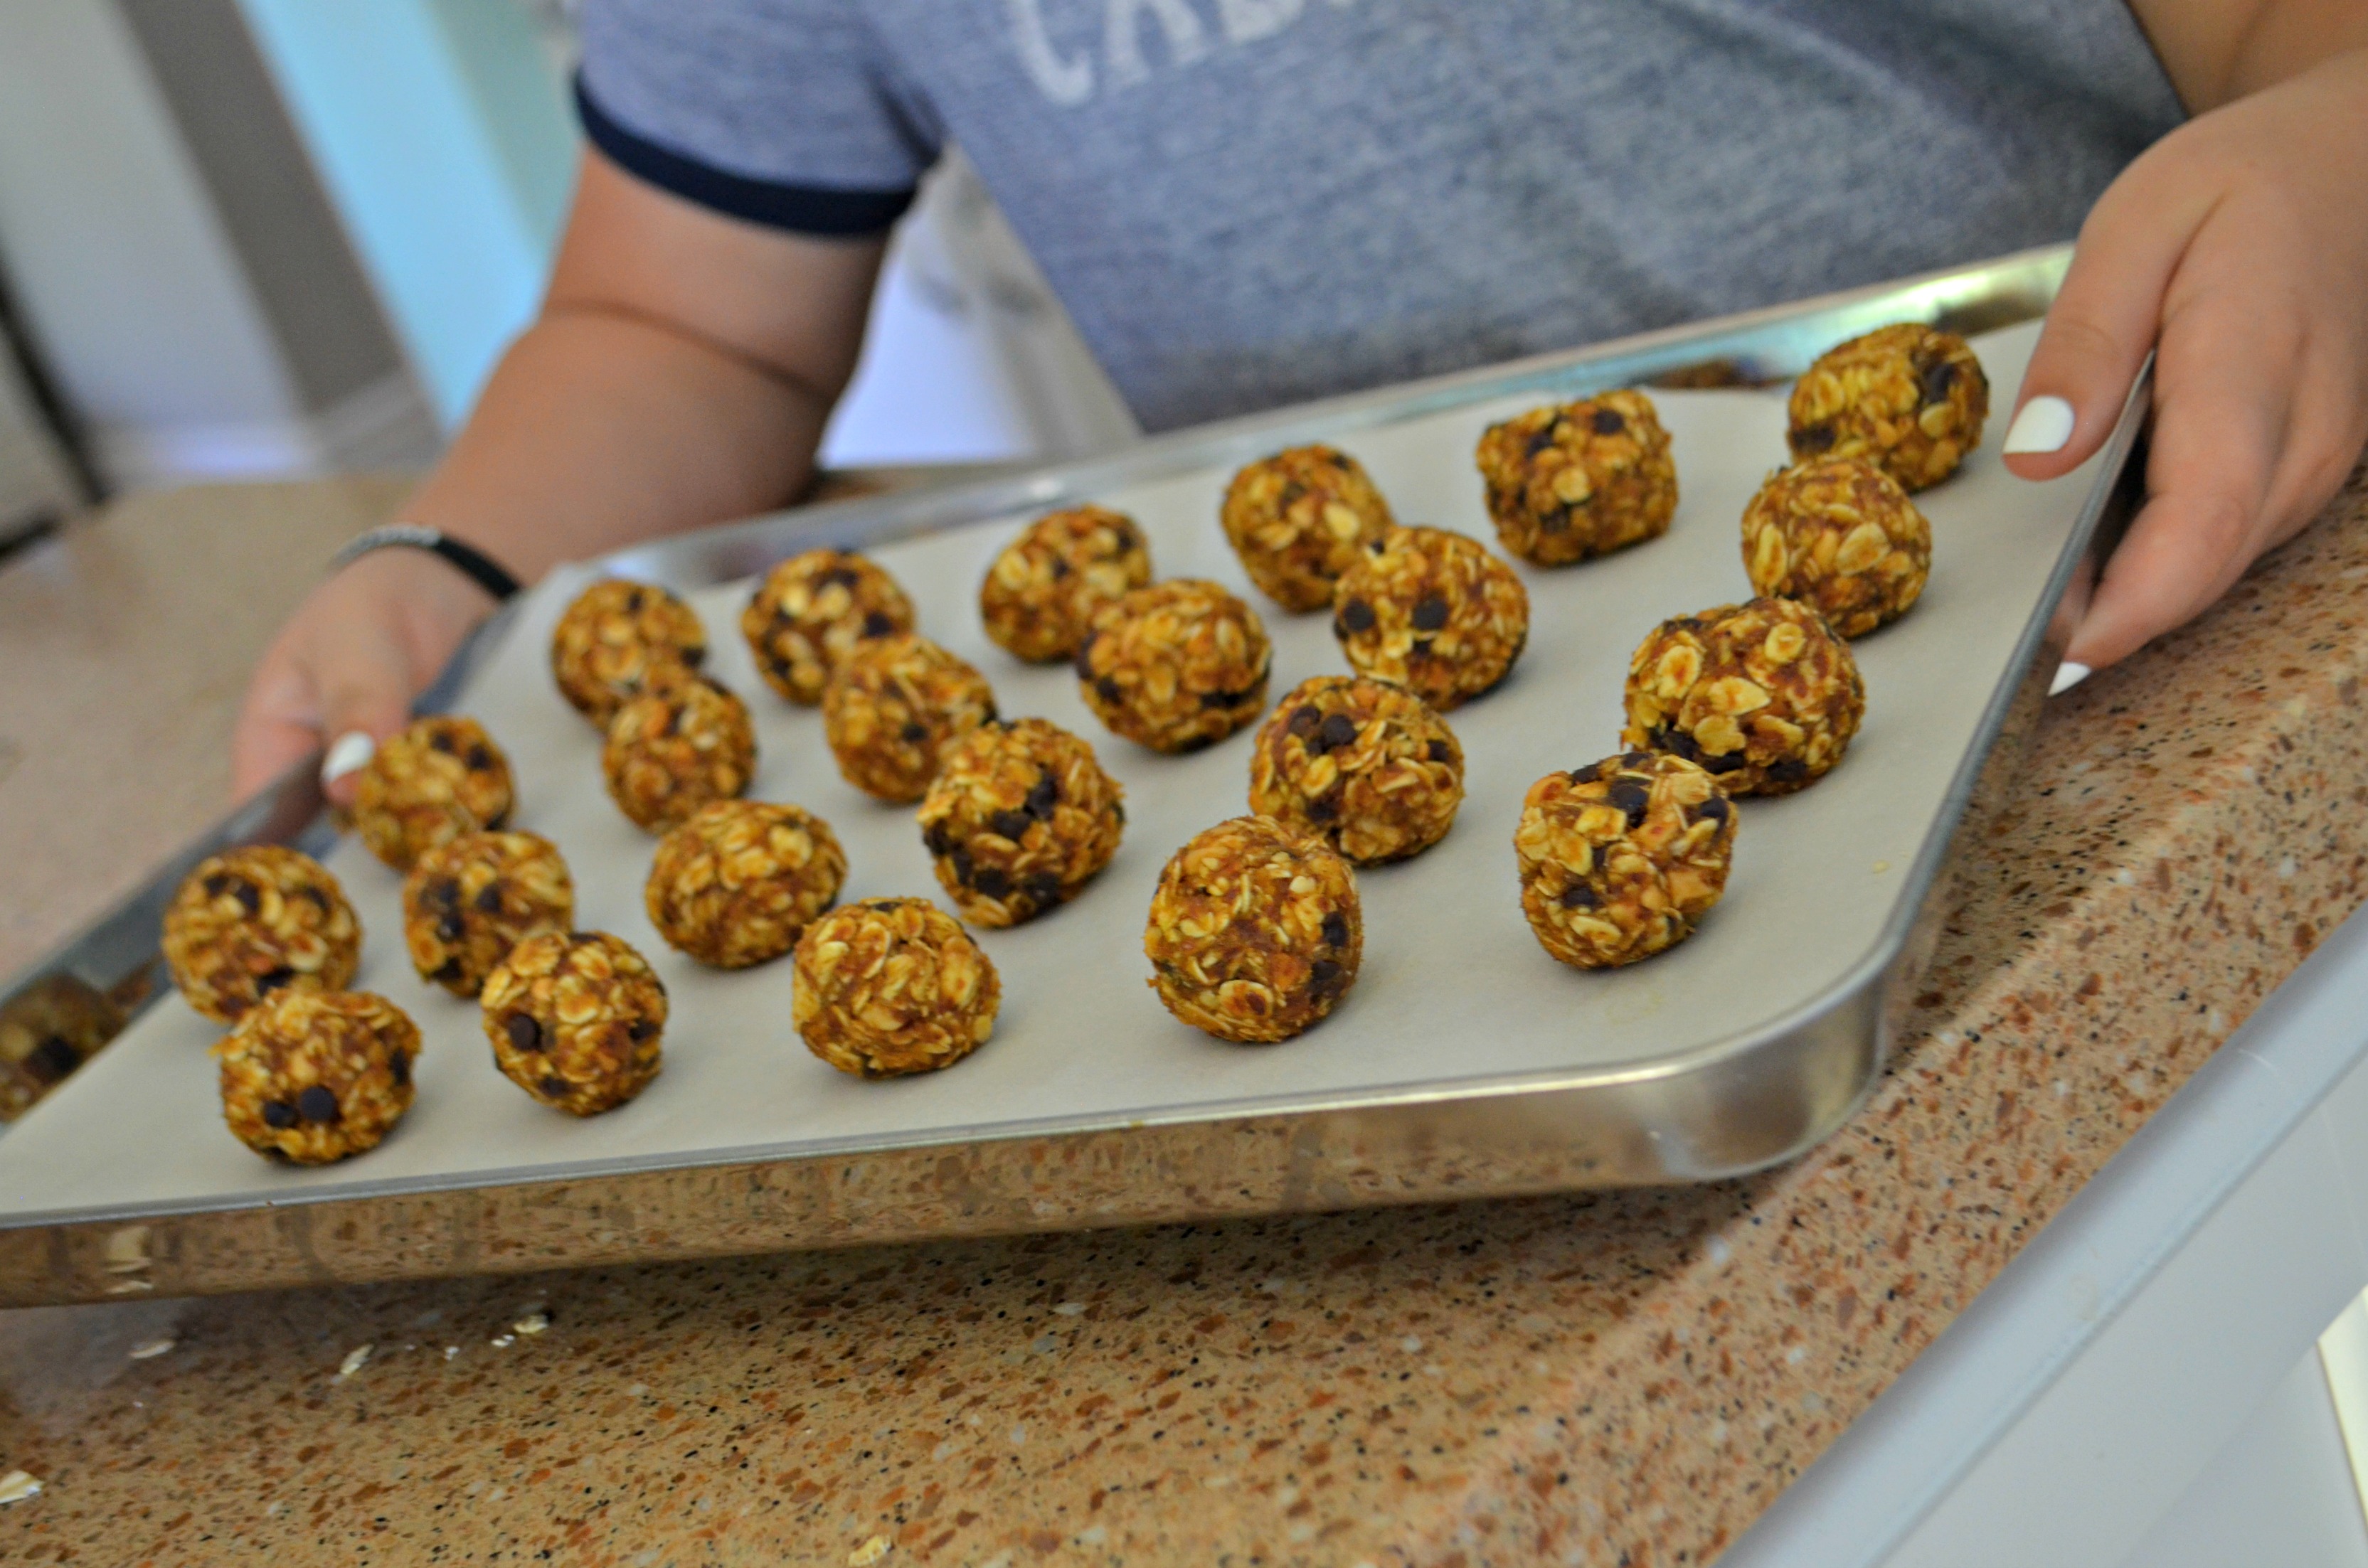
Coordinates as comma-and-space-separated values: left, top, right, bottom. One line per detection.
0, 245, 2147, 1303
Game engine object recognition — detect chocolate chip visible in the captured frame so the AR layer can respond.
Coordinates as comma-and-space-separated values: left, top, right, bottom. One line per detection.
1696, 794, 1733, 823
1428, 739, 1453, 764
1794, 421, 1835, 454
863, 611, 897, 638
254, 966, 294, 996
432, 957, 464, 983
435, 914, 465, 942
1024, 873, 1064, 909
1339, 598, 1376, 635
924, 818, 957, 856
1072, 631, 1099, 678
1768, 757, 1810, 784
1524, 417, 1562, 457
991, 810, 1031, 841
1316, 713, 1359, 753
388, 1049, 410, 1087
1569, 761, 1605, 784
1026, 772, 1059, 819
540, 1075, 569, 1099
627, 1018, 656, 1042
570, 931, 596, 944
950, 848, 974, 885
1919, 358, 1958, 405
1307, 794, 1339, 823
1049, 555, 1071, 579
426, 878, 461, 910
467, 744, 495, 771
1095, 675, 1122, 704
1310, 959, 1344, 996
1607, 777, 1651, 826
505, 1013, 542, 1052
1560, 882, 1601, 910
1591, 406, 1626, 435
203, 873, 232, 900
26, 1036, 80, 1083
1287, 705, 1322, 739
1321, 911, 1349, 948
1410, 638, 1434, 659
1411, 596, 1448, 632
1278, 480, 1306, 506
429, 729, 459, 755
486, 807, 511, 831
474, 883, 505, 914
624, 588, 645, 612
297, 1084, 341, 1124
823, 565, 861, 590
233, 881, 261, 916
261, 1099, 297, 1129
900, 721, 929, 744
972, 866, 1012, 899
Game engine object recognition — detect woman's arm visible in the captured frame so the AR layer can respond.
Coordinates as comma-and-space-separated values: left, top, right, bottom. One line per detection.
230, 151, 886, 802
2004, 3, 2368, 676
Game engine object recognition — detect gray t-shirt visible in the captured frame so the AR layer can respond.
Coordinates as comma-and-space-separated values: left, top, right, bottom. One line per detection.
578, 0, 2182, 432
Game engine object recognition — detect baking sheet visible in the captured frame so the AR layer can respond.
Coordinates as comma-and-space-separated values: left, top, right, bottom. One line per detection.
0, 321, 2091, 1222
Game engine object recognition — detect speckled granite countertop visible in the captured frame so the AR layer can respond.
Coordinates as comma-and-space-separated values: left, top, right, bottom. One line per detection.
4, 471, 2367, 1567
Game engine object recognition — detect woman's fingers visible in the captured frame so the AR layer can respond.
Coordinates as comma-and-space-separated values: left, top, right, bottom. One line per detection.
2005, 163, 2212, 484
228, 649, 326, 804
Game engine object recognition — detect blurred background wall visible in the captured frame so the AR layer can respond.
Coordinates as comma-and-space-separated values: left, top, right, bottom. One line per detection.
0, 0, 1135, 550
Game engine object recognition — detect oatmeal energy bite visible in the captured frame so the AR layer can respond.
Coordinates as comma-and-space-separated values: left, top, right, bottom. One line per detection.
1788, 322, 1990, 492
216, 988, 420, 1164
482, 931, 667, 1116
1623, 597, 1864, 796
823, 634, 999, 803
742, 548, 915, 705
919, 718, 1125, 927
1076, 579, 1272, 752
792, 897, 1000, 1078
349, 714, 514, 870
979, 505, 1153, 663
602, 673, 758, 831
1475, 389, 1677, 566
1515, 751, 1737, 970
402, 831, 575, 997
163, 846, 361, 1024
1332, 526, 1529, 710
1220, 444, 1395, 612
1145, 815, 1361, 1044
1741, 457, 1932, 637
646, 801, 846, 969
1248, 676, 1464, 865
550, 578, 707, 724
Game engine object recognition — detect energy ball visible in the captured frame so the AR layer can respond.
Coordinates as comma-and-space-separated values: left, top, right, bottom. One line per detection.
822, 634, 999, 803
919, 718, 1125, 927
1144, 815, 1361, 1044
1332, 526, 1529, 710
741, 548, 915, 705
0, 975, 124, 1122
217, 988, 420, 1164
349, 715, 514, 870
1475, 389, 1678, 566
1515, 751, 1738, 969
550, 578, 707, 725
163, 846, 361, 1024
792, 897, 1000, 1078
1220, 444, 1396, 612
1248, 675, 1464, 865
1788, 322, 1990, 492
1623, 597, 1864, 796
401, 831, 575, 997
1741, 457, 1932, 637
646, 800, 846, 969
979, 505, 1153, 663
602, 673, 758, 831
1076, 579, 1271, 753
481, 931, 667, 1116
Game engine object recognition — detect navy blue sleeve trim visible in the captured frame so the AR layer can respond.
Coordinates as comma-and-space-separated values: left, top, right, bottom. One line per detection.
575, 77, 916, 237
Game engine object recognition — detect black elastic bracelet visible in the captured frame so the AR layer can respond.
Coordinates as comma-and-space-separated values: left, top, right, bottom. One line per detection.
331, 524, 523, 602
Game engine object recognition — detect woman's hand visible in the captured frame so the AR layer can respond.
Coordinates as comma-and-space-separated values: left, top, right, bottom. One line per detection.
230, 550, 499, 806
2007, 43, 2368, 676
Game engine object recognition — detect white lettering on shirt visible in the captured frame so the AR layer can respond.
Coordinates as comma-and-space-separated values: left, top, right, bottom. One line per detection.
1213, 0, 1301, 43
1105, 0, 1209, 90
1005, 0, 1095, 105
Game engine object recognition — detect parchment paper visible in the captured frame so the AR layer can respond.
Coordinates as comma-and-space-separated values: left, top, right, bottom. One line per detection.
0, 322, 2093, 1221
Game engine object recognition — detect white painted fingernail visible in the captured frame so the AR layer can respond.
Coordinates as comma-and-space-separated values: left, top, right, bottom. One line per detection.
2048, 661, 2092, 697
322, 731, 376, 784
2004, 395, 2076, 455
